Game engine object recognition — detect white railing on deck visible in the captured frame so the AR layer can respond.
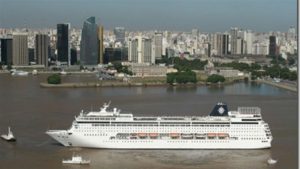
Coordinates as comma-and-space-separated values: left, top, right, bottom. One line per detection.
237, 107, 261, 114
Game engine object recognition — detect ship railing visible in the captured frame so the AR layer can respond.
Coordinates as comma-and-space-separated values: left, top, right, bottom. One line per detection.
237, 107, 261, 115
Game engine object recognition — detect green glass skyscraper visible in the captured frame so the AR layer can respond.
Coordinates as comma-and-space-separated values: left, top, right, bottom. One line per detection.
80, 17, 99, 65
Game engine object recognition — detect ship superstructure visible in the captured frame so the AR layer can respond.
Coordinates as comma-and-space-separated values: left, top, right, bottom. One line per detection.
46, 102, 272, 149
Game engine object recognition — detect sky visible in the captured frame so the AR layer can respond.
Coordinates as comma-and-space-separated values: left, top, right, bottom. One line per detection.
0, 0, 297, 32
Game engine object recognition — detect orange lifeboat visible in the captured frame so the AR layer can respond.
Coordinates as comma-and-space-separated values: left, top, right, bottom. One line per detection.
207, 133, 217, 137
138, 133, 147, 138
218, 133, 229, 138
170, 133, 180, 139
149, 133, 158, 138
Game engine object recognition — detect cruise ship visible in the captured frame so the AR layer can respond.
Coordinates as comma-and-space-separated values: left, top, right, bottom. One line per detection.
46, 102, 273, 149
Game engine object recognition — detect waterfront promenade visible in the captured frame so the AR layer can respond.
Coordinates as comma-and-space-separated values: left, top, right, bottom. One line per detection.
256, 79, 297, 92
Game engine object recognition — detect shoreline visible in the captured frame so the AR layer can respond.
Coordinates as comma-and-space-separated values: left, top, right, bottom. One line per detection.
39, 80, 244, 88
40, 82, 168, 88
255, 79, 297, 92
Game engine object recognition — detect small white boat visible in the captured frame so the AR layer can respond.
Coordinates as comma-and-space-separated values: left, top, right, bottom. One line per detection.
60, 70, 67, 75
11, 70, 29, 76
62, 154, 90, 165
267, 158, 277, 165
1, 127, 16, 142
273, 78, 281, 83
32, 69, 38, 75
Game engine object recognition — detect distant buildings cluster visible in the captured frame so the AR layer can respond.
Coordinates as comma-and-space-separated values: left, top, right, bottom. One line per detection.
0, 18, 297, 68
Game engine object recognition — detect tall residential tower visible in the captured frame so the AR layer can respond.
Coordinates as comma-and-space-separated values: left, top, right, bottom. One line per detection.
35, 34, 49, 67
12, 34, 28, 65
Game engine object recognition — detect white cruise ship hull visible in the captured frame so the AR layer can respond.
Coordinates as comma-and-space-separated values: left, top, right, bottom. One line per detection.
47, 130, 271, 149
46, 102, 273, 150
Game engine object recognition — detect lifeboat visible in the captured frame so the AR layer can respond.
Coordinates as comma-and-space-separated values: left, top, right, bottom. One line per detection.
181, 133, 193, 139
195, 133, 206, 139
130, 133, 137, 136
138, 133, 147, 138
207, 133, 217, 138
170, 133, 180, 139
149, 133, 158, 138
218, 133, 229, 138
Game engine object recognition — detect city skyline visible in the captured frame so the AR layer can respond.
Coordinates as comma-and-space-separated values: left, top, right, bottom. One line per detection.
0, 0, 297, 32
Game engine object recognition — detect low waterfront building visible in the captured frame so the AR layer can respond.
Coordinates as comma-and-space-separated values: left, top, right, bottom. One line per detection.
206, 67, 243, 78
238, 57, 255, 65
129, 64, 167, 77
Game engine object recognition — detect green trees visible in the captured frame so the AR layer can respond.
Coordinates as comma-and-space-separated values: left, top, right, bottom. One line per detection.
47, 74, 61, 84
289, 71, 297, 81
218, 61, 261, 72
112, 62, 133, 75
217, 61, 297, 81
156, 57, 207, 70
206, 74, 225, 83
264, 65, 297, 81
167, 71, 197, 84
173, 58, 208, 71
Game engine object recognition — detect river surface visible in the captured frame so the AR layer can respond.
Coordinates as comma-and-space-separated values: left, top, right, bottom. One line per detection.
0, 74, 297, 169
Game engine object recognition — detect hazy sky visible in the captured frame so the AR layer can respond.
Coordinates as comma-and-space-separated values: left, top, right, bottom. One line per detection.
0, 0, 297, 32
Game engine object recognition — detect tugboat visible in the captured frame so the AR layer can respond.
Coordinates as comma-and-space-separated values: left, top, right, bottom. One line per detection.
62, 154, 90, 165
1, 127, 16, 142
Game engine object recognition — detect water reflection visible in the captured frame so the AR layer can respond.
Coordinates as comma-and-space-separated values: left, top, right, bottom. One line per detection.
58, 148, 272, 169
166, 86, 198, 93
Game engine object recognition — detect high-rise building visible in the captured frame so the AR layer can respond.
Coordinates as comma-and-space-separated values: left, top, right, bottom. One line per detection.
207, 43, 211, 57
0, 38, 13, 65
236, 38, 244, 55
288, 26, 296, 41
98, 25, 104, 64
103, 47, 128, 64
269, 36, 277, 56
210, 33, 218, 54
35, 34, 49, 67
70, 48, 77, 65
128, 36, 153, 64
57, 23, 70, 64
216, 33, 229, 56
12, 34, 28, 65
192, 29, 199, 38
222, 34, 229, 55
128, 38, 138, 63
80, 17, 98, 65
253, 42, 269, 55
246, 31, 253, 54
216, 34, 223, 56
28, 48, 35, 63
153, 32, 163, 60
142, 38, 152, 64
230, 27, 238, 55
137, 35, 143, 63
114, 27, 125, 44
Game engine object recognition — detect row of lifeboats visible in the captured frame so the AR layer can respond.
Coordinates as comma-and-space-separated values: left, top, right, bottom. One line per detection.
130, 133, 159, 138
128, 133, 229, 139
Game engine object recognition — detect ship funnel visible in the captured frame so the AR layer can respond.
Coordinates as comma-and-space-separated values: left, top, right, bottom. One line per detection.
209, 102, 228, 116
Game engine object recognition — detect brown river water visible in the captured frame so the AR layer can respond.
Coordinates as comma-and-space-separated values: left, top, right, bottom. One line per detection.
0, 74, 297, 169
